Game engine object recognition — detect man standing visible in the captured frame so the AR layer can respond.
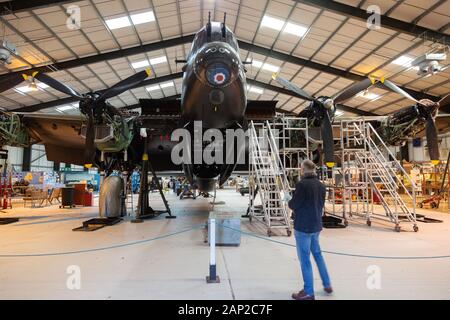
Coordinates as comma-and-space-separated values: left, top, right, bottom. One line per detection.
288, 160, 332, 300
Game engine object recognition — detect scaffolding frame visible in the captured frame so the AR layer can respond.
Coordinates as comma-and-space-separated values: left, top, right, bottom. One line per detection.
326, 119, 418, 232
271, 115, 311, 188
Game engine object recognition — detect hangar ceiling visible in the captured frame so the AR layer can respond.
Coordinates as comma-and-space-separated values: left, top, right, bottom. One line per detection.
0, 0, 449, 117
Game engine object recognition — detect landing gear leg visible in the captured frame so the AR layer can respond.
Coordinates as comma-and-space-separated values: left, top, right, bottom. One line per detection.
132, 132, 175, 223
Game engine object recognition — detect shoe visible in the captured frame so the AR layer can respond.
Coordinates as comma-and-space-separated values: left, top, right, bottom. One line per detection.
292, 290, 315, 300
324, 287, 333, 294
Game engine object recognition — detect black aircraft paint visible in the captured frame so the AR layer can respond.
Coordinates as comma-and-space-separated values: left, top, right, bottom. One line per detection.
176, 16, 248, 191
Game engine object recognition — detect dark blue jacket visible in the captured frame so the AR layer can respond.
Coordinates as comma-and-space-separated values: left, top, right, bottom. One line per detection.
288, 173, 326, 233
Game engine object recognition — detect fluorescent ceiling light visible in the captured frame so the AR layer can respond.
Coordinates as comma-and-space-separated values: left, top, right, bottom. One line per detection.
106, 16, 131, 30
130, 11, 155, 25
392, 55, 414, 67
284, 22, 308, 37
149, 56, 167, 65
249, 86, 264, 95
261, 15, 285, 31
160, 82, 174, 89
252, 60, 263, 68
132, 56, 167, 69
16, 82, 49, 93
262, 63, 279, 73
147, 82, 174, 91
357, 91, 379, 100
132, 60, 150, 69
56, 105, 74, 112
335, 110, 344, 117
251, 60, 279, 72
146, 85, 160, 92
427, 53, 446, 60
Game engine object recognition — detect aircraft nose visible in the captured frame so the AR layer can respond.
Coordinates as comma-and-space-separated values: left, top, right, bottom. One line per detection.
194, 43, 240, 88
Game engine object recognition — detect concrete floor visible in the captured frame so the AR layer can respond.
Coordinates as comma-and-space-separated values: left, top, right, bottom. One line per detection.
0, 187, 449, 300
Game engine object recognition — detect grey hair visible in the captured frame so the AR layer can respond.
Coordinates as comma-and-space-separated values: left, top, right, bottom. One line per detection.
301, 159, 316, 173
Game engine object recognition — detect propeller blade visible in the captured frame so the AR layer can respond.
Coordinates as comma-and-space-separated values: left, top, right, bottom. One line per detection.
321, 112, 335, 168
99, 68, 151, 101
0, 73, 27, 93
83, 109, 96, 168
381, 79, 418, 103
34, 72, 83, 99
333, 78, 374, 104
272, 73, 315, 101
426, 114, 440, 165
438, 93, 450, 109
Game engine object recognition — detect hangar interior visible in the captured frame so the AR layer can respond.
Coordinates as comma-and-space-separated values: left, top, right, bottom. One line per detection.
0, 0, 449, 300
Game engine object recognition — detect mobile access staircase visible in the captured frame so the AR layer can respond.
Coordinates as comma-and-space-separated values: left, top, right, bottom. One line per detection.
334, 119, 418, 232
248, 120, 294, 236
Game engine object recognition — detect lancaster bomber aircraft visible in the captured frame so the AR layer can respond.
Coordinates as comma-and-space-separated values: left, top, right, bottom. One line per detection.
1, 13, 448, 197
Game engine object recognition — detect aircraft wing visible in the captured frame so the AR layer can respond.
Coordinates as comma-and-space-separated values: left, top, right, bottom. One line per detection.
139, 99, 182, 118
245, 100, 277, 120
138, 99, 278, 121
21, 113, 87, 166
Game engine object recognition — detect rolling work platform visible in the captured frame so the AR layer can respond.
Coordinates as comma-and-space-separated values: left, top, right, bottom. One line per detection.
271, 115, 311, 189
247, 120, 293, 236
326, 119, 418, 232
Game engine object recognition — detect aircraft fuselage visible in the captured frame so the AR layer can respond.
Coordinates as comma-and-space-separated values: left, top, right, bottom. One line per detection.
180, 21, 248, 191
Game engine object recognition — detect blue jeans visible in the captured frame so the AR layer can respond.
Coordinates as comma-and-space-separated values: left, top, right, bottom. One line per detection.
294, 230, 331, 296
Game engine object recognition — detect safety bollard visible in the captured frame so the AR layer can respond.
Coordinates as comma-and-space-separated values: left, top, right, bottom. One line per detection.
206, 218, 220, 283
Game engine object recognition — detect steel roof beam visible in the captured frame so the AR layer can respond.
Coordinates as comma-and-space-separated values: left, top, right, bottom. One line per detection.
293, 0, 449, 45
0, 0, 74, 15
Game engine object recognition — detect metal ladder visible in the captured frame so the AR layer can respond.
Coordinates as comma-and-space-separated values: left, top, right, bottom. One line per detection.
344, 120, 418, 232
248, 121, 292, 237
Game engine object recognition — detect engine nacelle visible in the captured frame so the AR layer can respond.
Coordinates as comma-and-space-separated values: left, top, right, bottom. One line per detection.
99, 175, 125, 218
0, 113, 30, 147
80, 117, 134, 153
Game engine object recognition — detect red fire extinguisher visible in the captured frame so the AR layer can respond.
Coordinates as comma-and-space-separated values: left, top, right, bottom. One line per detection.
2, 191, 7, 209
3, 190, 11, 209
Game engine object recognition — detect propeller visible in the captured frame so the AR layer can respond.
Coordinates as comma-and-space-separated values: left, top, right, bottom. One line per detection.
379, 78, 418, 103
34, 72, 83, 98
98, 69, 151, 101
374, 78, 446, 164
438, 93, 450, 109
84, 108, 96, 167
273, 73, 340, 167
321, 112, 335, 168
332, 78, 374, 104
336, 75, 447, 165
0, 73, 27, 93
272, 73, 314, 101
426, 114, 440, 165
0, 69, 152, 167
